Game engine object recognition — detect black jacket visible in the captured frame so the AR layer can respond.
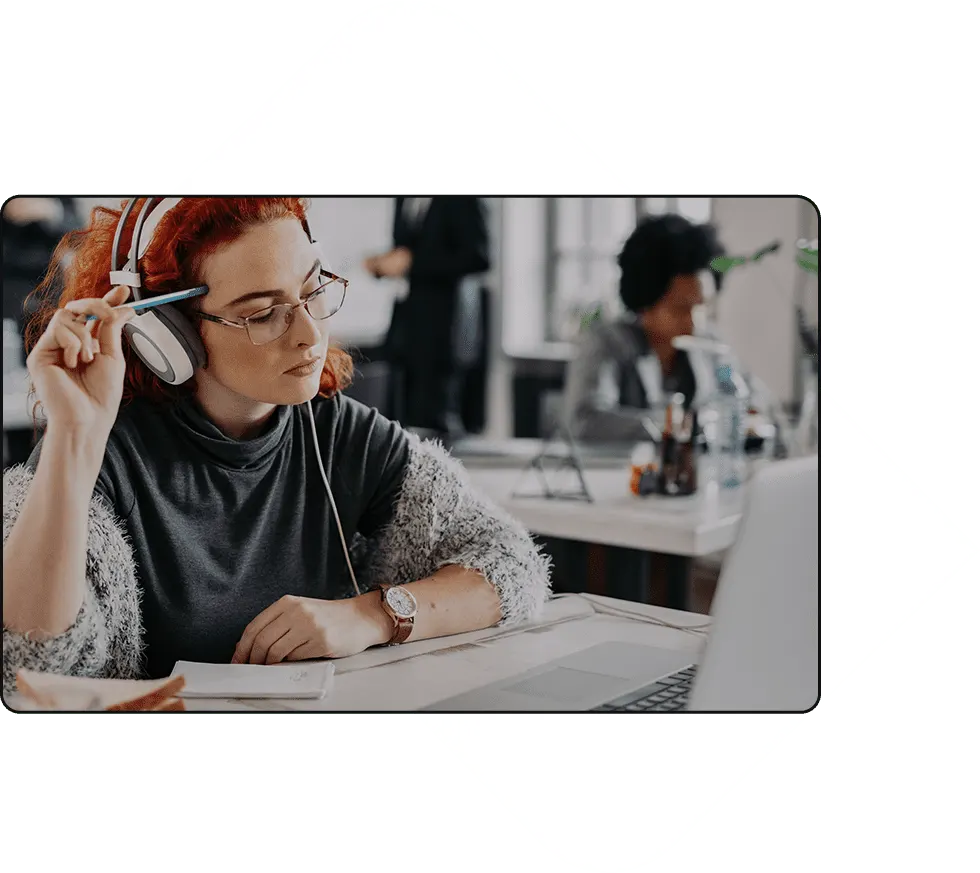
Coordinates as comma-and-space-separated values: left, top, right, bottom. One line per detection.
385, 197, 490, 368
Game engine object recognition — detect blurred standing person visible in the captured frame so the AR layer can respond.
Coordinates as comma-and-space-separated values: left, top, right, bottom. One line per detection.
364, 197, 489, 444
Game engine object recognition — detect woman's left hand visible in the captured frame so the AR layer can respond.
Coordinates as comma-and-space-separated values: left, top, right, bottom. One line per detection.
232, 594, 392, 665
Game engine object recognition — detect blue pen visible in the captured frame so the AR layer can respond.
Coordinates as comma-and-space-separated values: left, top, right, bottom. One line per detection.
85, 285, 209, 321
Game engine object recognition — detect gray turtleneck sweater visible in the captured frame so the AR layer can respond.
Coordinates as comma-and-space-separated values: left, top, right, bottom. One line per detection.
2, 394, 552, 688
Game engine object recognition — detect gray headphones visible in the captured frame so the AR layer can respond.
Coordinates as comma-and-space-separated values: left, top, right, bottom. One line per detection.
109, 198, 321, 384
110, 197, 208, 385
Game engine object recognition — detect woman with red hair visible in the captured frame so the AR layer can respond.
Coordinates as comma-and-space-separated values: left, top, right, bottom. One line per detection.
2, 197, 550, 689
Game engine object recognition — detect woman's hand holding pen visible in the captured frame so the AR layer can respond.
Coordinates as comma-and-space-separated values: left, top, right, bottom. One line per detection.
5, 286, 137, 639
27, 284, 136, 437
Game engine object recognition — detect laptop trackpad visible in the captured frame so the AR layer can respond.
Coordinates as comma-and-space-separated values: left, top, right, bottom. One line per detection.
555, 642, 693, 680
499, 643, 693, 705
425, 643, 695, 710
504, 667, 622, 704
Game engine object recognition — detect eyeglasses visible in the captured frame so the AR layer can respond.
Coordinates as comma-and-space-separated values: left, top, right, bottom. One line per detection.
195, 270, 348, 346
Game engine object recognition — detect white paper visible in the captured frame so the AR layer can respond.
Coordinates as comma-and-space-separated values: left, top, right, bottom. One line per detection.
171, 661, 334, 699
331, 593, 597, 676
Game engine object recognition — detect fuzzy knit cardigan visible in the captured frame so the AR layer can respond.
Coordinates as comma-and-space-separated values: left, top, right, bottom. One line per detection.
2, 436, 552, 693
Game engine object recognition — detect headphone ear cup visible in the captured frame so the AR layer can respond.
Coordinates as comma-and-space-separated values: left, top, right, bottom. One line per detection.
152, 305, 207, 370
123, 306, 207, 385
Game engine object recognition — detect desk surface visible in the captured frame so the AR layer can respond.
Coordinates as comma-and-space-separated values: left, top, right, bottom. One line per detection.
450, 436, 634, 469
182, 595, 708, 712
464, 464, 744, 557
5, 596, 707, 712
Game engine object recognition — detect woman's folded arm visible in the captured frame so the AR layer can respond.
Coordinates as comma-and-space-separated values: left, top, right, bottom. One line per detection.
356, 437, 552, 627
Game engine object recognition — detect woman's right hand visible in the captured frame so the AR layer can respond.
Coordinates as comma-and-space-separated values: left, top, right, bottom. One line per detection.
27, 285, 137, 436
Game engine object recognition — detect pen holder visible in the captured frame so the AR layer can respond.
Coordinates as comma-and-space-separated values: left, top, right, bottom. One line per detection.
658, 431, 698, 497
629, 437, 698, 497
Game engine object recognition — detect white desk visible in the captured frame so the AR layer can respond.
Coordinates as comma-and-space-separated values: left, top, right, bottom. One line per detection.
3, 595, 707, 712
460, 460, 748, 611
450, 437, 632, 470
181, 595, 708, 712
465, 465, 744, 559
5, 596, 707, 712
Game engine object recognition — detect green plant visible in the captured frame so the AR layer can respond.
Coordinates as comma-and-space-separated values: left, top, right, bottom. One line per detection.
709, 239, 819, 276
710, 241, 781, 275
579, 303, 604, 332
795, 241, 818, 275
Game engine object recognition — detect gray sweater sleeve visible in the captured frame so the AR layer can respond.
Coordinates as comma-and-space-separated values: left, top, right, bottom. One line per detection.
562, 324, 653, 442
356, 436, 553, 626
2, 465, 144, 694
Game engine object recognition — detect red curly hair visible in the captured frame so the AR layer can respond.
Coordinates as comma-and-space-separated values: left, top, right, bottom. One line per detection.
24, 197, 353, 413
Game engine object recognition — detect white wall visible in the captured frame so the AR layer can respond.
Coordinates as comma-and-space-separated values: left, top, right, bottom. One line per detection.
305, 197, 395, 346
712, 197, 818, 404
500, 198, 548, 356
482, 199, 510, 438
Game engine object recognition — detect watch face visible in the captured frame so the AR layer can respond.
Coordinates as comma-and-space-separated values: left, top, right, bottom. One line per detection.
385, 586, 417, 619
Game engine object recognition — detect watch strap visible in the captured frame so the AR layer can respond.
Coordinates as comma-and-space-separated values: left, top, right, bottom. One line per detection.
390, 617, 413, 645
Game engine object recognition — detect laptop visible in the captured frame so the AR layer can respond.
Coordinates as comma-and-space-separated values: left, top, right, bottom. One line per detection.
425, 455, 818, 712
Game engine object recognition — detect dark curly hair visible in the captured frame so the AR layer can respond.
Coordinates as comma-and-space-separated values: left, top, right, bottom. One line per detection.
618, 214, 725, 313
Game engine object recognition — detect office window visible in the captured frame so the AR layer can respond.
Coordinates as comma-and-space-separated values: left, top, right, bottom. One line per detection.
641, 197, 669, 216
544, 197, 713, 341
642, 197, 713, 222
545, 198, 640, 341
676, 197, 712, 223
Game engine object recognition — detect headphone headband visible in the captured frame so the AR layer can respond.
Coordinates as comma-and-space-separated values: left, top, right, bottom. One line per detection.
108, 197, 208, 385
109, 197, 183, 295
110, 199, 313, 293
134, 197, 182, 260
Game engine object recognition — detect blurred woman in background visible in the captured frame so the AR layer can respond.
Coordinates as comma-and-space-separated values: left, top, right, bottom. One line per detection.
563, 213, 778, 446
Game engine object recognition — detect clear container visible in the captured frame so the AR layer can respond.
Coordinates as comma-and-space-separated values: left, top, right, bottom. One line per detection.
715, 362, 750, 489
697, 405, 722, 493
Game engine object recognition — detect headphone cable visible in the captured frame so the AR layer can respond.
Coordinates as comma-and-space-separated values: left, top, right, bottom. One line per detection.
306, 399, 362, 597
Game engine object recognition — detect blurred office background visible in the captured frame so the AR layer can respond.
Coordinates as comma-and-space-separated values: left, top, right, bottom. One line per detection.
3, 196, 819, 611
4, 195, 819, 460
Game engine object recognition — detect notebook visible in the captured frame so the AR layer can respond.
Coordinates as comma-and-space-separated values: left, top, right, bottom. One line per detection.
170, 661, 335, 699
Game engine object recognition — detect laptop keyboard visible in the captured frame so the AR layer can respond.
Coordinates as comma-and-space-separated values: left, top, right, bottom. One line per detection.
592, 665, 698, 712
